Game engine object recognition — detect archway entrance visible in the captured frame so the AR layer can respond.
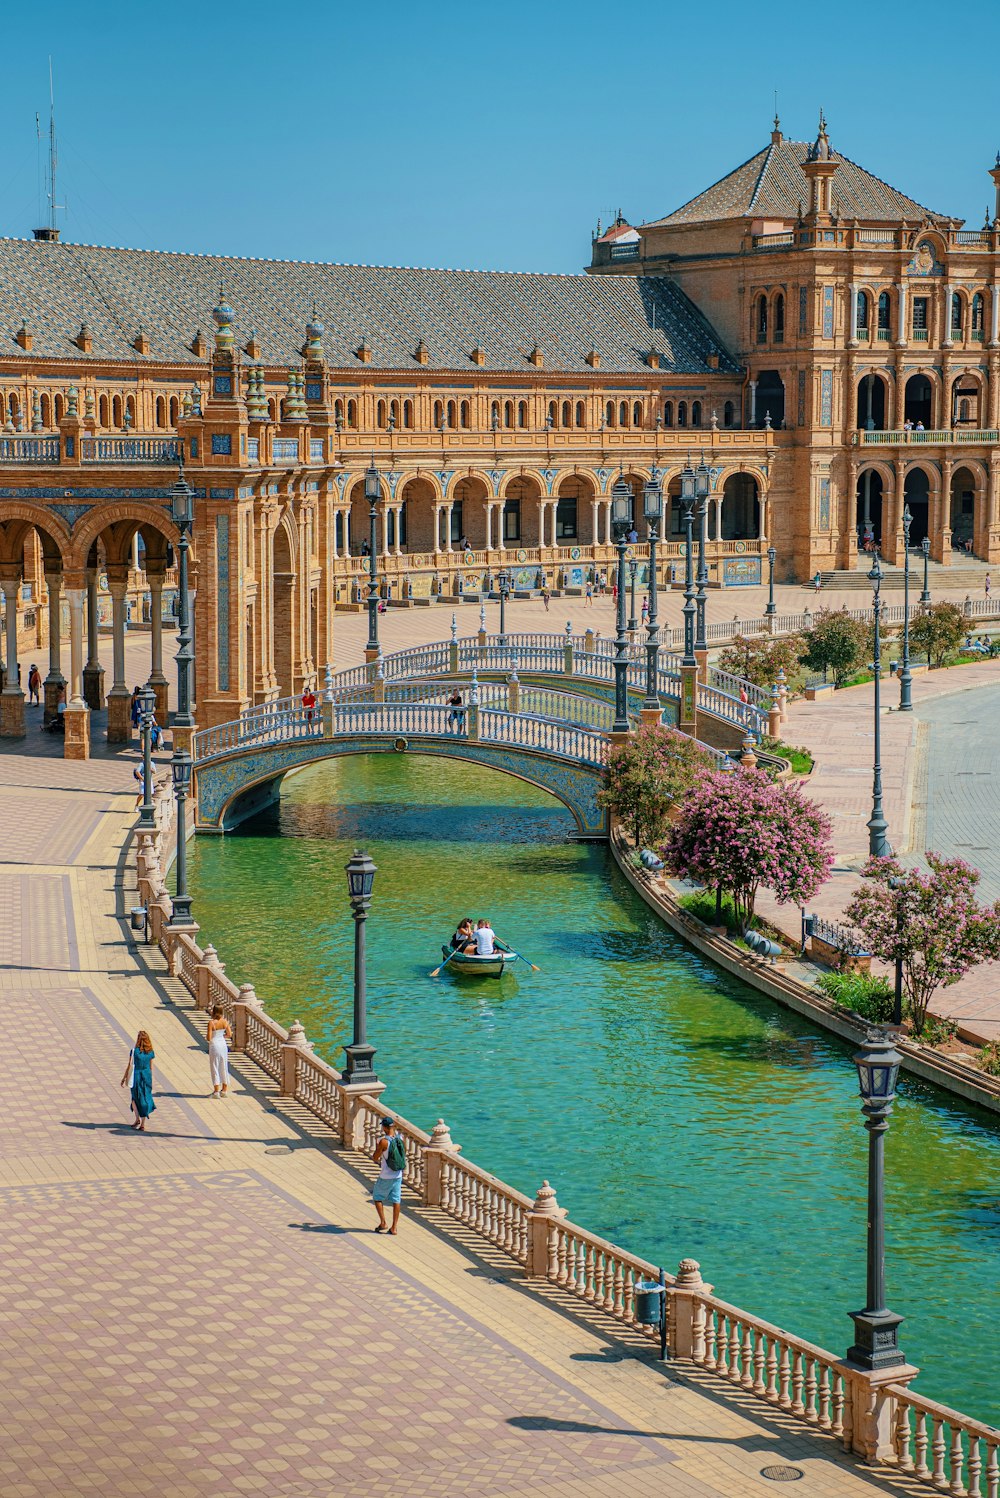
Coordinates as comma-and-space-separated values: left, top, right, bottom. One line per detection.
755, 371, 784, 428
904, 374, 933, 428
856, 470, 884, 551
950, 466, 976, 553
903, 469, 930, 548
721, 475, 760, 539
856, 373, 887, 431
272, 522, 295, 696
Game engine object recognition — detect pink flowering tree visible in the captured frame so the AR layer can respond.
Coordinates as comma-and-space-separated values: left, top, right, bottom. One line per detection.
844, 854, 1000, 1036
663, 767, 834, 929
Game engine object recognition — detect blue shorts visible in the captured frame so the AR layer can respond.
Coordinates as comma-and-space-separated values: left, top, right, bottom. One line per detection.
373, 1176, 402, 1205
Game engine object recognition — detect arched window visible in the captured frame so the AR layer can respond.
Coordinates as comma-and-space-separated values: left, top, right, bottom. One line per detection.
605, 400, 615, 427
446, 399, 457, 428
376, 399, 386, 427
960, 398, 971, 421
632, 400, 643, 426
562, 400, 571, 427
54, 394, 64, 423
112, 395, 123, 427
347, 398, 358, 428
169, 396, 179, 426
389, 399, 400, 428
0, 393, 6, 422
268, 398, 277, 421
504, 400, 514, 428
433, 399, 444, 427
877, 291, 891, 333
403, 399, 413, 428
663, 400, 673, 426
856, 290, 870, 333
548, 399, 557, 425
334, 398, 344, 424
724, 400, 735, 427
677, 401, 687, 427
972, 293, 985, 337
517, 400, 527, 428
40, 394, 51, 426
691, 400, 702, 426
490, 400, 500, 427
125, 396, 135, 426
460, 399, 470, 428
756, 295, 768, 342
155, 396, 166, 428
99, 394, 109, 427
618, 400, 628, 427
773, 293, 785, 343
575, 400, 585, 428
951, 293, 963, 334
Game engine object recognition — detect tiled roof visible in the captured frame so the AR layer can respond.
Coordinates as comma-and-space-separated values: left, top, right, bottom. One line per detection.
645, 138, 950, 227
0, 237, 738, 375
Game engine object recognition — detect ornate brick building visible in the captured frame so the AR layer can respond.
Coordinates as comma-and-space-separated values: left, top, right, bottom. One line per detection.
0, 113, 995, 750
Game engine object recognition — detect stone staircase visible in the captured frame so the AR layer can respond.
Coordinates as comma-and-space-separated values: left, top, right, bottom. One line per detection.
820, 556, 993, 591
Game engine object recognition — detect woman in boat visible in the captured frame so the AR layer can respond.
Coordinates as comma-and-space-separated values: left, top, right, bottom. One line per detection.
451, 918, 474, 953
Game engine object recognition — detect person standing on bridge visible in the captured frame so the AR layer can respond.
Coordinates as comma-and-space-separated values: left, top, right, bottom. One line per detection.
372, 1117, 405, 1234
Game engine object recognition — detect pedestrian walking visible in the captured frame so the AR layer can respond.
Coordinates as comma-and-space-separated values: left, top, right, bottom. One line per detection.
541, 586, 551, 612
130, 686, 142, 731
133, 763, 146, 809
372, 1116, 405, 1234
641, 595, 649, 625
585, 581, 593, 607
121, 1030, 156, 1131
27, 663, 41, 704
206, 1005, 232, 1097
986, 573, 992, 600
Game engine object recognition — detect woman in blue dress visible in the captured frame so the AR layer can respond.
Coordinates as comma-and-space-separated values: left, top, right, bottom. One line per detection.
121, 1030, 156, 1131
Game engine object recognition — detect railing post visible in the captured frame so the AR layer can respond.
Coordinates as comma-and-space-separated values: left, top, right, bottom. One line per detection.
669, 1258, 713, 1360
584, 628, 596, 654
280, 1020, 310, 1097
194, 944, 224, 1010
423, 1118, 461, 1207
524, 1179, 565, 1278
337, 1079, 387, 1149
321, 699, 334, 737
563, 621, 574, 675
836, 1362, 920, 1463
776, 667, 789, 723
232, 982, 262, 1052
768, 684, 782, 739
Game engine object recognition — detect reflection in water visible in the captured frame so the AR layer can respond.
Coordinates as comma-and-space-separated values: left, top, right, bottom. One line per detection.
189, 754, 1000, 1423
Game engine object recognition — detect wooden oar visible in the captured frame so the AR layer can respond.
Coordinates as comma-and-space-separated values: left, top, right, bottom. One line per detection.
429, 946, 459, 978
497, 941, 540, 973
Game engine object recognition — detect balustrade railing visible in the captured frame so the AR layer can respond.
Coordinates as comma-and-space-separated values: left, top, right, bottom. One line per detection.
887, 1384, 1000, 1494
858, 428, 1000, 446
244, 1009, 287, 1080
273, 437, 300, 462
294, 1050, 344, 1133
697, 681, 764, 732
479, 709, 605, 766
80, 436, 181, 463
0, 435, 60, 463
439, 1155, 532, 1261
708, 665, 770, 708
357, 1098, 429, 1198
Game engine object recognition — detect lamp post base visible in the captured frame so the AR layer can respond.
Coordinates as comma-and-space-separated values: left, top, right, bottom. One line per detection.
342, 1042, 378, 1086
846, 1307, 906, 1372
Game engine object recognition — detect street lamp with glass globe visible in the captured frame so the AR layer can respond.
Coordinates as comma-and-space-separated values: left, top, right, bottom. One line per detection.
168, 463, 195, 729
867, 554, 891, 858
899, 505, 913, 711
610, 475, 633, 735
920, 535, 931, 606
694, 463, 711, 655
365, 460, 381, 659
765, 545, 777, 617
642, 474, 663, 717
342, 848, 378, 1085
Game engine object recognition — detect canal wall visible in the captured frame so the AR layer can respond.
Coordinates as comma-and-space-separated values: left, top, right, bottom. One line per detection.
608, 828, 1000, 1119
131, 774, 1000, 1488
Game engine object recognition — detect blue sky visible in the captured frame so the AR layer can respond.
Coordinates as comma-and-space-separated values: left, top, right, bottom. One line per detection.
1, 0, 997, 274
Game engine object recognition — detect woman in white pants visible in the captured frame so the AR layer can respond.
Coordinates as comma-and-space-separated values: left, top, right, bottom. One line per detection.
207, 1005, 232, 1097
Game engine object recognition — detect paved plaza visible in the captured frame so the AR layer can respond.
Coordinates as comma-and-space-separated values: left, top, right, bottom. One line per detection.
0, 638, 934, 1495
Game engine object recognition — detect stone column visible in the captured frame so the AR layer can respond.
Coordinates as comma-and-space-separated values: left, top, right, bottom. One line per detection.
896, 282, 908, 346
131, 532, 140, 571
82, 568, 105, 710
591, 500, 599, 548
106, 573, 131, 744
394, 505, 403, 557
0, 576, 25, 737
991, 284, 1000, 349
432, 504, 441, 555
942, 284, 954, 348
63, 585, 90, 760
444, 503, 454, 551
43, 570, 65, 726
938, 457, 953, 565
146, 570, 168, 720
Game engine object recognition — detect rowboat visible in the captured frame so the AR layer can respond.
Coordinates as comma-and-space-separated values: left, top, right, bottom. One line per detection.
441, 944, 519, 978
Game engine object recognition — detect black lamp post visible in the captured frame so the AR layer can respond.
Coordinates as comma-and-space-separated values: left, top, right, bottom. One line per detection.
846, 1029, 906, 1371
694, 462, 711, 655
643, 474, 663, 715
168, 749, 194, 926
610, 475, 633, 734
496, 567, 510, 644
628, 558, 638, 633
342, 848, 378, 1085
765, 544, 777, 616
681, 465, 697, 669
137, 683, 157, 830
899, 505, 913, 711
168, 462, 194, 729
920, 536, 931, 605
867, 555, 891, 859
365, 459, 381, 657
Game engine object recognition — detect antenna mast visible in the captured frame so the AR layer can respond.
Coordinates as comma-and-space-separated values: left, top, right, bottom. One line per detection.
33, 59, 62, 242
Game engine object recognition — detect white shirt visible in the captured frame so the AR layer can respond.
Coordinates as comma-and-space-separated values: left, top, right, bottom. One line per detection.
475, 926, 496, 956
378, 1137, 403, 1180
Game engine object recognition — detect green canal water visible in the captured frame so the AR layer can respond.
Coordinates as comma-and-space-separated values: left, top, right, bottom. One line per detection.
187, 755, 1000, 1424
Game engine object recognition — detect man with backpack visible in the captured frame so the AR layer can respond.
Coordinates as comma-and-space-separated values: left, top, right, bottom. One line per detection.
372, 1116, 405, 1235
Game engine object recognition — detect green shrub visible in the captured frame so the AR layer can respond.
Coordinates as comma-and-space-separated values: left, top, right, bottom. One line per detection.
979, 1042, 1000, 1076
919, 1013, 958, 1047
815, 970, 894, 1022
759, 736, 814, 775
678, 889, 746, 934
